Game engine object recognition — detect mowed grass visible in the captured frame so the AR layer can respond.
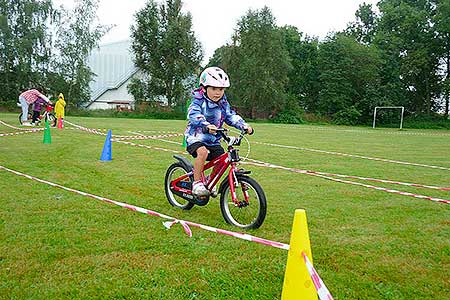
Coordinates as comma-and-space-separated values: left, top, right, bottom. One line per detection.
0, 113, 448, 300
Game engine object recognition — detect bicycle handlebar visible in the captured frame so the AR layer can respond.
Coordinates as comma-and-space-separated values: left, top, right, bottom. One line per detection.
201, 126, 251, 146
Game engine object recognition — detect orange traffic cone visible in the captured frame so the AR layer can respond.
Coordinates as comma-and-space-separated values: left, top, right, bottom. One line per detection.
57, 118, 63, 129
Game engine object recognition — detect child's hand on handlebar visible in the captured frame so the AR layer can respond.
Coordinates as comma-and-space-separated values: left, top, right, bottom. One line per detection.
243, 125, 253, 135
207, 124, 218, 134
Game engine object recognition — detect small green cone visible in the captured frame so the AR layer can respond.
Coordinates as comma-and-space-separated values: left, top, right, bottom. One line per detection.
43, 120, 51, 144
181, 99, 191, 148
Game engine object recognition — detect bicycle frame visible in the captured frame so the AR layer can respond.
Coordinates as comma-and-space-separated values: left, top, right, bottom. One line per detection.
170, 139, 249, 205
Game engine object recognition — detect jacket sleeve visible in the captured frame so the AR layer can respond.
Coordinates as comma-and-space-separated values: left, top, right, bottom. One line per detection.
222, 100, 247, 130
188, 99, 210, 129
38, 92, 50, 103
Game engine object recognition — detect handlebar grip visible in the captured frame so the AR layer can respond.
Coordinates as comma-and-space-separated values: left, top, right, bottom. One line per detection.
202, 126, 227, 134
243, 127, 254, 135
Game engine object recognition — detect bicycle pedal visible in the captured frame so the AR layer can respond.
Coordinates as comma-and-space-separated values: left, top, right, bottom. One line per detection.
193, 195, 210, 206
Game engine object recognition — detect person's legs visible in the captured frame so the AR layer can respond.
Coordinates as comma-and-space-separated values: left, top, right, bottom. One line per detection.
19, 96, 29, 122
32, 110, 40, 123
192, 146, 209, 196
193, 146, 208, 182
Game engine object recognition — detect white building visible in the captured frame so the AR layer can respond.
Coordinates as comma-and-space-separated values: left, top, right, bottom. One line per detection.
86, 40, 137, 110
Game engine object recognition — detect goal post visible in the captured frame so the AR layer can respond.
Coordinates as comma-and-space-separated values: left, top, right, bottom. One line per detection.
372, 106, 405, 129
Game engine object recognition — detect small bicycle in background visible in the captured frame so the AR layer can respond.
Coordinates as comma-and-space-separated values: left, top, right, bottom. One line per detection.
164, 128, 267, 229
18, 102, 56, 127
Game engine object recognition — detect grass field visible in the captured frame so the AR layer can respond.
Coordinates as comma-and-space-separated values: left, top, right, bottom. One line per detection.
0, 112, 448, 300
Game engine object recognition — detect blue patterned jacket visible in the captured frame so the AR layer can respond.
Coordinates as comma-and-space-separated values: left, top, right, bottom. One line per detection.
184, 89, 248, 147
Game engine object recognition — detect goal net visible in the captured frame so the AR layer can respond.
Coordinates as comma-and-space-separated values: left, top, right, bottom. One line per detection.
372, 106, 404, 129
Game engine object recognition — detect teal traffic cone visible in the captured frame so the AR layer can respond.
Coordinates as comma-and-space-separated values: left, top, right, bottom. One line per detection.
100, 130, 112, 161
43, 120, 51, 144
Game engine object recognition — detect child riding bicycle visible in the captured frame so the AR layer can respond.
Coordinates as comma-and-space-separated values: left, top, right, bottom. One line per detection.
185, 67, 253, 197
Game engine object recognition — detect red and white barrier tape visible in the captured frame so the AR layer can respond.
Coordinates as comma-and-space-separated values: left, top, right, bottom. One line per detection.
0, 130, 42, 137
275, 125, 450, 137
63, 121, 449, 204
311, 171, 450, 191
129, 130, 179, 134
66, 120, 183, 140
0, 164, 334, 298
0, 120, 44, 132
112, 132, 183, 141
303, 252, 334, 300
244, 159, 450, 205
0, 164, 289, 250
255, 141, 450, 171
114, 140, 186, 154
115, 138, 449, 204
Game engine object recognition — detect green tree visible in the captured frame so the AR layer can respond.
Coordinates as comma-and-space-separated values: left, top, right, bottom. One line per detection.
53, 0, 110, 107
130, 0, 202, 107
226, 7, 291, 118
0, 0, 54, 104
376, 0, 441, 114
435, 0, 450, 116
346, 2, 379, 45
317, 34, 382, 124
279, 26, 320, 112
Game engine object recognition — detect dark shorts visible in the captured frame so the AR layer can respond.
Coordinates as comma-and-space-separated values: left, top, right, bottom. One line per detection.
187, 142, 225, 161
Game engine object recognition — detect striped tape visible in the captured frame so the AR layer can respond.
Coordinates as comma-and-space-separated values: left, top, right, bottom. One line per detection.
64, 120, 449, 204
255, 141, 450, 171
273, 125, 450, 137
0, 120, 44, 132
0, 164, 289, 250
303, 252, 334, 300
0, 130, 42, 137
244, 159, 450, 205
66, 120, 183, 140
112, 133, 183, 141
0, 164, 334, 298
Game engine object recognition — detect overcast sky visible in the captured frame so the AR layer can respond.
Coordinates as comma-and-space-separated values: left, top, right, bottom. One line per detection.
54, 0, 380, 62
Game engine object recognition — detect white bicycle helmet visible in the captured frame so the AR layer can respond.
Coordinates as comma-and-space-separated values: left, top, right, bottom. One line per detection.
199, 67, 230, 88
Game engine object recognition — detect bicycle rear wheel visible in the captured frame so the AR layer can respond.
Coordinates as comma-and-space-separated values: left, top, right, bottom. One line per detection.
164, 162, 194, 210
18, 112, 32, 125
220, 176, 266, 229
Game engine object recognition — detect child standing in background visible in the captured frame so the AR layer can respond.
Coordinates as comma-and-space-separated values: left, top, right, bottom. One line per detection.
55, 93, 66, 127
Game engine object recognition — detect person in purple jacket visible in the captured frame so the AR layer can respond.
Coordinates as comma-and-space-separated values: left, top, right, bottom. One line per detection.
185, 67, 253, 197
31, 97, 46, 125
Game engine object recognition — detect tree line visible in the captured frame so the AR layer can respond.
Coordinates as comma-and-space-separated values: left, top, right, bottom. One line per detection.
0, 0, 109, 107
1, 0, 449, 125
207, 1, 450, 124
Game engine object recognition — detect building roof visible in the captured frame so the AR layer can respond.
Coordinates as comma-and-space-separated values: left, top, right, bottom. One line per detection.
86, 40, 137, 107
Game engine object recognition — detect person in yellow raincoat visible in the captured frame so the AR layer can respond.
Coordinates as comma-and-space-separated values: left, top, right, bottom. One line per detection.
54, 93, 66, 127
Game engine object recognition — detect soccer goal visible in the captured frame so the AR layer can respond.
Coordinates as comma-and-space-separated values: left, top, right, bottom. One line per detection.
372, 106, 405, 129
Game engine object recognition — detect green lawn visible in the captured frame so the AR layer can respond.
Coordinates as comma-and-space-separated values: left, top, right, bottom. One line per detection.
0, 113, 448, 300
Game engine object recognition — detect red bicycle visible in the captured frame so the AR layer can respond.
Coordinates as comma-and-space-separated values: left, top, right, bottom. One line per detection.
18, 102, 56, 127
164, 128, 267, 229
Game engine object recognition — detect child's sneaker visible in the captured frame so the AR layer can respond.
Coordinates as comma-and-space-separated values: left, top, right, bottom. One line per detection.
22, 122, 33, 126
193, 181, 209, 197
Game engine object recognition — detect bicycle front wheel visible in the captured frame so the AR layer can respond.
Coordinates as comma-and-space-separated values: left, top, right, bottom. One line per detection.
220, 176, 267, 229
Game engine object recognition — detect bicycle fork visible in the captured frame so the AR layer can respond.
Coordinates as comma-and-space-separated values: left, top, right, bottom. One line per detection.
228, 165, 250, 207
